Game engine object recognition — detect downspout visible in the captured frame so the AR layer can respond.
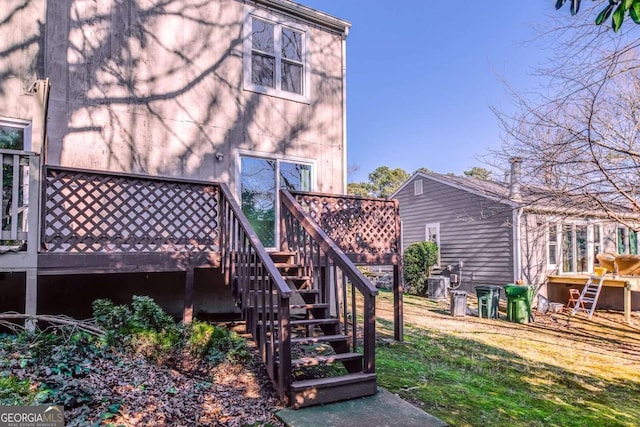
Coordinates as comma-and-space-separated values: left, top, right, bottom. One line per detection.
341, 27, 348, 193
513, 207, 523, 282
509, 158, 523, 282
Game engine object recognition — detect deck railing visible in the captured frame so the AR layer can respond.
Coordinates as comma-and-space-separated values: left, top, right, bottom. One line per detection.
281, 190, 378, 374
1, 149, 39, 246
289, 190, 403, 340
42, 166, 220, 253
218, 184, 292, 403
290, 190, 400, 263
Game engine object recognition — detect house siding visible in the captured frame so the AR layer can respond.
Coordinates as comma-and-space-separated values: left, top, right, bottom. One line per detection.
2, 0, 347, 195
396, 176, 515, 290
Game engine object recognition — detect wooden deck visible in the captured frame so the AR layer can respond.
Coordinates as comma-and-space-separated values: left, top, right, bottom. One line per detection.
547, 274, 640, 323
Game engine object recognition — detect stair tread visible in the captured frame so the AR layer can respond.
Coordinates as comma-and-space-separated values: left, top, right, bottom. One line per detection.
250, 302, 328, 309
291, 318, 339, 326
291, 303, 329, 309
274, 262, 304, 268
290, 372, 376, 391
292, 352, 363, 367
290, 334, 349, 344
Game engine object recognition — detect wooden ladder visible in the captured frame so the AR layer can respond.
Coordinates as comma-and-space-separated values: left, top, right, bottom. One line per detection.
252, 251, 376, 408
570, 272, 606, 319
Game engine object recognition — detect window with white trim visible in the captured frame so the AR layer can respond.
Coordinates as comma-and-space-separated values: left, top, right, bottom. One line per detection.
551, 222, 605, 273
425, 223, 440, 266
617, 226, 638, 255
547, 223, 558, 266
244, 8, 309, 102
414, 179, 423, 196
239, 154, 313, 248
0, 118, 31, 151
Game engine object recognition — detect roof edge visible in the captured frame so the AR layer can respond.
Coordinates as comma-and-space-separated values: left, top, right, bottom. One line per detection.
391, 172, 519, 208
252, 0, 351, 35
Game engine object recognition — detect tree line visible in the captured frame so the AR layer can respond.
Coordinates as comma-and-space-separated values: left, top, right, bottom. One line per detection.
347, 166, 492, 198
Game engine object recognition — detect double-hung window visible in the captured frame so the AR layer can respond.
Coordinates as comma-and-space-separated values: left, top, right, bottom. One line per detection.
244, 8, 309, 102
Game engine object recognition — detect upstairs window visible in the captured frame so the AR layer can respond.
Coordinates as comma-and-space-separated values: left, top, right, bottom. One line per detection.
414, 179, 423, 196
244, 9, 309, 102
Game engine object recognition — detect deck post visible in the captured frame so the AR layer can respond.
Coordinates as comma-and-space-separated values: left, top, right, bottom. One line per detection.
183, 266, 195, 324
25, 268, 37, 331
393, 263, 403, 342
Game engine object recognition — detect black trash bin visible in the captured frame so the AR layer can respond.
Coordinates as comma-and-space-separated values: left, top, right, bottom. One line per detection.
450, 290, 468, 317
475, 285, 501, 319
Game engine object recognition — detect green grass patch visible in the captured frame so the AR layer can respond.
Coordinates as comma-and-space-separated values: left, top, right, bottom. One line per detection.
375, 291, 640, 427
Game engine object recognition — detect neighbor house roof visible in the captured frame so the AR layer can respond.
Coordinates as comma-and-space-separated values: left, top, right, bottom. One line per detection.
392, 171, 640, 220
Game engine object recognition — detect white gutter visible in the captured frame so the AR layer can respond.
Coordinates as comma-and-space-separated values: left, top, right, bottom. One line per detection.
512, 207, 523, 282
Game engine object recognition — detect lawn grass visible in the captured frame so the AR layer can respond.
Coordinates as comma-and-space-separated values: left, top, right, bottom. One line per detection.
374, 290, 640, 427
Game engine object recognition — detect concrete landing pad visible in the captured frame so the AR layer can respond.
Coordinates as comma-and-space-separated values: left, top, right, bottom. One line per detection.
276, 388, 448, 427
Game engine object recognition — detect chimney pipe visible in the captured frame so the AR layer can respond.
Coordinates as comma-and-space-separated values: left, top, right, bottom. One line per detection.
509, 157, 522, 201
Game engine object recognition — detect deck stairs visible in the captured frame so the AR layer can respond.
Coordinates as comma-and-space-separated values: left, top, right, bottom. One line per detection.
234, 250, 376, 408
570, 273, 606, 319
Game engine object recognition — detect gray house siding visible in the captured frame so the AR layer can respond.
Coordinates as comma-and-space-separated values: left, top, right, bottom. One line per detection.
396, 176, 515, 290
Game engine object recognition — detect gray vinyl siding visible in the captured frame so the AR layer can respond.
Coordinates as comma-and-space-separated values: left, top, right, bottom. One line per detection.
397, 177, 514, 289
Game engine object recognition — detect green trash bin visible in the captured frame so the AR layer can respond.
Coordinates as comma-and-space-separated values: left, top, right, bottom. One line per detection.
475, 285, 501, 319
504, 284, 535, 323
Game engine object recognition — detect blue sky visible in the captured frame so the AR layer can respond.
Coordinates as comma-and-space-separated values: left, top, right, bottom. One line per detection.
297, 1, 558, 183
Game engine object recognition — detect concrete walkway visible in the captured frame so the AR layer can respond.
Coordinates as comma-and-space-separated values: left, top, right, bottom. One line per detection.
276, 388, 448, 427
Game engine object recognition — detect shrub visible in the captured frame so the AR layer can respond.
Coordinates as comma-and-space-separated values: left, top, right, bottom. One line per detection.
403, 241, 438, 295
186, 321, 250, 365
92, 296, 180, 358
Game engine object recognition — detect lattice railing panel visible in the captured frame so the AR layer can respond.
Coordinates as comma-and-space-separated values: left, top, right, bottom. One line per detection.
44, 168, 220, 253
291, 191, 399, 256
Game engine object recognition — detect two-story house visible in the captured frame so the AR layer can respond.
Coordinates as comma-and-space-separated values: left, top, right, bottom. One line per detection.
0, 0, 402, 407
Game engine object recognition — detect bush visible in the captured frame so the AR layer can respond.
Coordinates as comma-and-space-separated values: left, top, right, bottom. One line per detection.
186, 321, 250, 365
92, 296, 180, 359
92, 297, 250, 366
403, 241, 438, 296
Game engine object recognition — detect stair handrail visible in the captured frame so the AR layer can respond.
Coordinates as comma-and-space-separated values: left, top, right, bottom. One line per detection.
217, 183, 292, 402
281, 190, 378, 297
218, 183, 292, 297
280, 189, 377, 373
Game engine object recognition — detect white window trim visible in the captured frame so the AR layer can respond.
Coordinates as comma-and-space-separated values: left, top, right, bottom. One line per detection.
0, 117, 32, 151
546, 223, 559, 269
424, 222, 441, 267
243, 6, 311, 104
414, 179, 423, 196
236, 149, 316, 249
617, 225, 638, 255
555, 221, 605, 274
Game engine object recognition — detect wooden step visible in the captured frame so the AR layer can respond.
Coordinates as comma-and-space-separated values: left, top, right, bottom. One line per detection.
291, 318, 339, 328
291, 352, 363, 368
269, 251, 296, 263
290, 333, 350, 345
289, 372, 377, 408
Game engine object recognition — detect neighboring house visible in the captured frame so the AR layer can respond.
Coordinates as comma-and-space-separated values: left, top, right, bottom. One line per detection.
392, 160, 640, 300
0, 0, 401, 407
